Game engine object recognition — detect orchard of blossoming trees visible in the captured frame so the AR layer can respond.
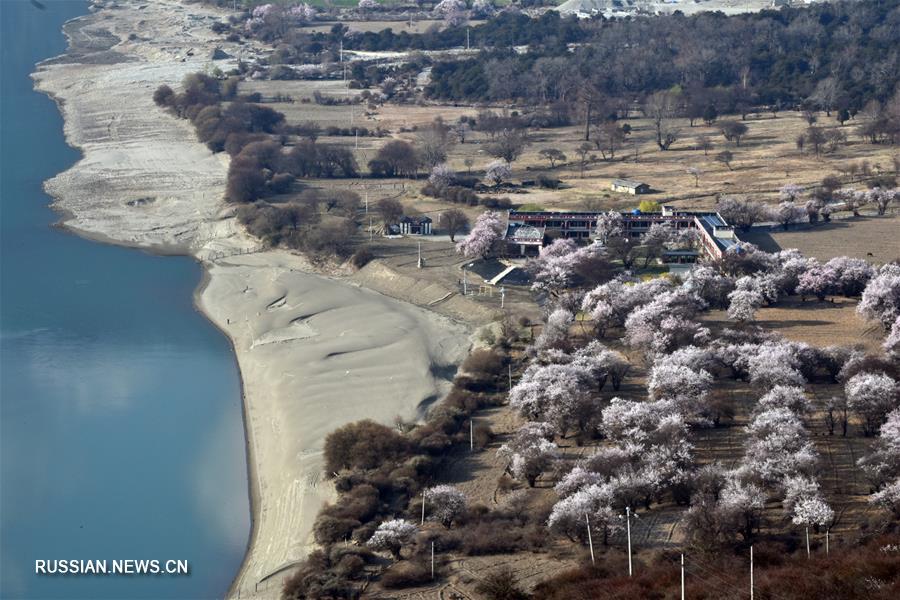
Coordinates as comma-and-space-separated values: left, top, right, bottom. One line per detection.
498, 240, 899, 557
288, 239, 897, 598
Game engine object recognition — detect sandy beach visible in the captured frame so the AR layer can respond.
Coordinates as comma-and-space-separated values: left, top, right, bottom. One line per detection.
32, 1, 472, 597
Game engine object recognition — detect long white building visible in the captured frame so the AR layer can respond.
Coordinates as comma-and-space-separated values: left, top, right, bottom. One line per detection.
504, 206, 740, 261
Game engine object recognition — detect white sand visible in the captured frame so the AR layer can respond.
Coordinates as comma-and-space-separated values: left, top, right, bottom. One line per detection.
199, 251, 468, 597
33, 2, 472, 597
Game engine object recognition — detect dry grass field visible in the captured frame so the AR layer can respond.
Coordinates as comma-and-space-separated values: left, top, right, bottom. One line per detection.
742, 216, 900, 263
241, 77, 898, 224
705, 296, 886, 354
495, 111, 899, 213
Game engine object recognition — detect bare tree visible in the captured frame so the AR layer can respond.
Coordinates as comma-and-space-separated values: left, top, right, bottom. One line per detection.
720, 120, 749, 146
539, 148, 566, 169
687, 167, 701, 187
576, 143, 593, 178
485, 128, 530, 163
369, 140, 420, 178
577, 82, 609, 142
644, 91, 680, 151
697, 134, 713, 156
593, 122, 627, 160
716, 150, 734, 171
440, 208, 470, 242
825, 128, 847, 153
806, 126, 827, 157
416, 118, 455, 169
803, 108, 818, 125
809, 77, 842, 117
377, 197, 403, 225
452, 119, 469, 144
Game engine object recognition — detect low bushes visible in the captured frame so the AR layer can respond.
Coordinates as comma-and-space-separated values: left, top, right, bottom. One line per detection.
350, 247, 374, 269
380, 561, 433, 589
420, 183, 513, 210
482, 196, 513, 210
460, 348, 508, 391
313, 516, 361, 546
531, 537, 900, 600
421, 183, 479, 206
538, 174, 561, 189
476, 567, 530, 600
324, 420, 410, 473
235, 201, 358, 259
322, 125, 388, 138
459, 522, 532, 556
281, 551, 357, 599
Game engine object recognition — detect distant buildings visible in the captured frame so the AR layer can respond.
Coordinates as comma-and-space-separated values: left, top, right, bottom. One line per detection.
504, 206, 740, 262
610, 179, 651, 195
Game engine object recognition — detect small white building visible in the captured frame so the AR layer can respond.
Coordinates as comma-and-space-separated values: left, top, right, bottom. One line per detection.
611, 179, 651, 195
398, 215, 433, 235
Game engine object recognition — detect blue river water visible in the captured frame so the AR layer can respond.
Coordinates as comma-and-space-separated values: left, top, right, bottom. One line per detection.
1, 1, 250, 598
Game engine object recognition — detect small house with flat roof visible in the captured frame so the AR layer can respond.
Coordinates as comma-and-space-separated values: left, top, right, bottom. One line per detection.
611, 179, 651, 195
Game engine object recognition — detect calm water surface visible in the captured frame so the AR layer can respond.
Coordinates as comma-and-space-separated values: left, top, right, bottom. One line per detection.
1, 1, 249, 598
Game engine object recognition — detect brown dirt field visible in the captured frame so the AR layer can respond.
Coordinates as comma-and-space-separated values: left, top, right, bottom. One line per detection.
704, 296, 886, 354
239, 80, 480, 132
363, 547, 584, 599
741, 215, 900, 263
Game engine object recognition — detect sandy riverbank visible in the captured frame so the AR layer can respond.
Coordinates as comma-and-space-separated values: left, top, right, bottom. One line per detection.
32, 2, 472, 598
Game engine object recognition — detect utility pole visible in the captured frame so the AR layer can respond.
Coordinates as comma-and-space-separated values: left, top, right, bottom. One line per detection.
431, 542, 435, 579
680, 554, 685, 600
750, 545, 754, 600
805, 526, 810, 559
508, 363, 512, 389
421, 492, 425, 526
417, 242, 423, 269
469, 419, 474, 451
369, 216, 373, 241
585, 514, 595, 565
364, 189, 368, 214
826, 530, 830, 555
466, 27, 470, 50
626, 506, 633, 577
462, 266, 467, 295
500, 286, 506, 308
339, 39, 343, 75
